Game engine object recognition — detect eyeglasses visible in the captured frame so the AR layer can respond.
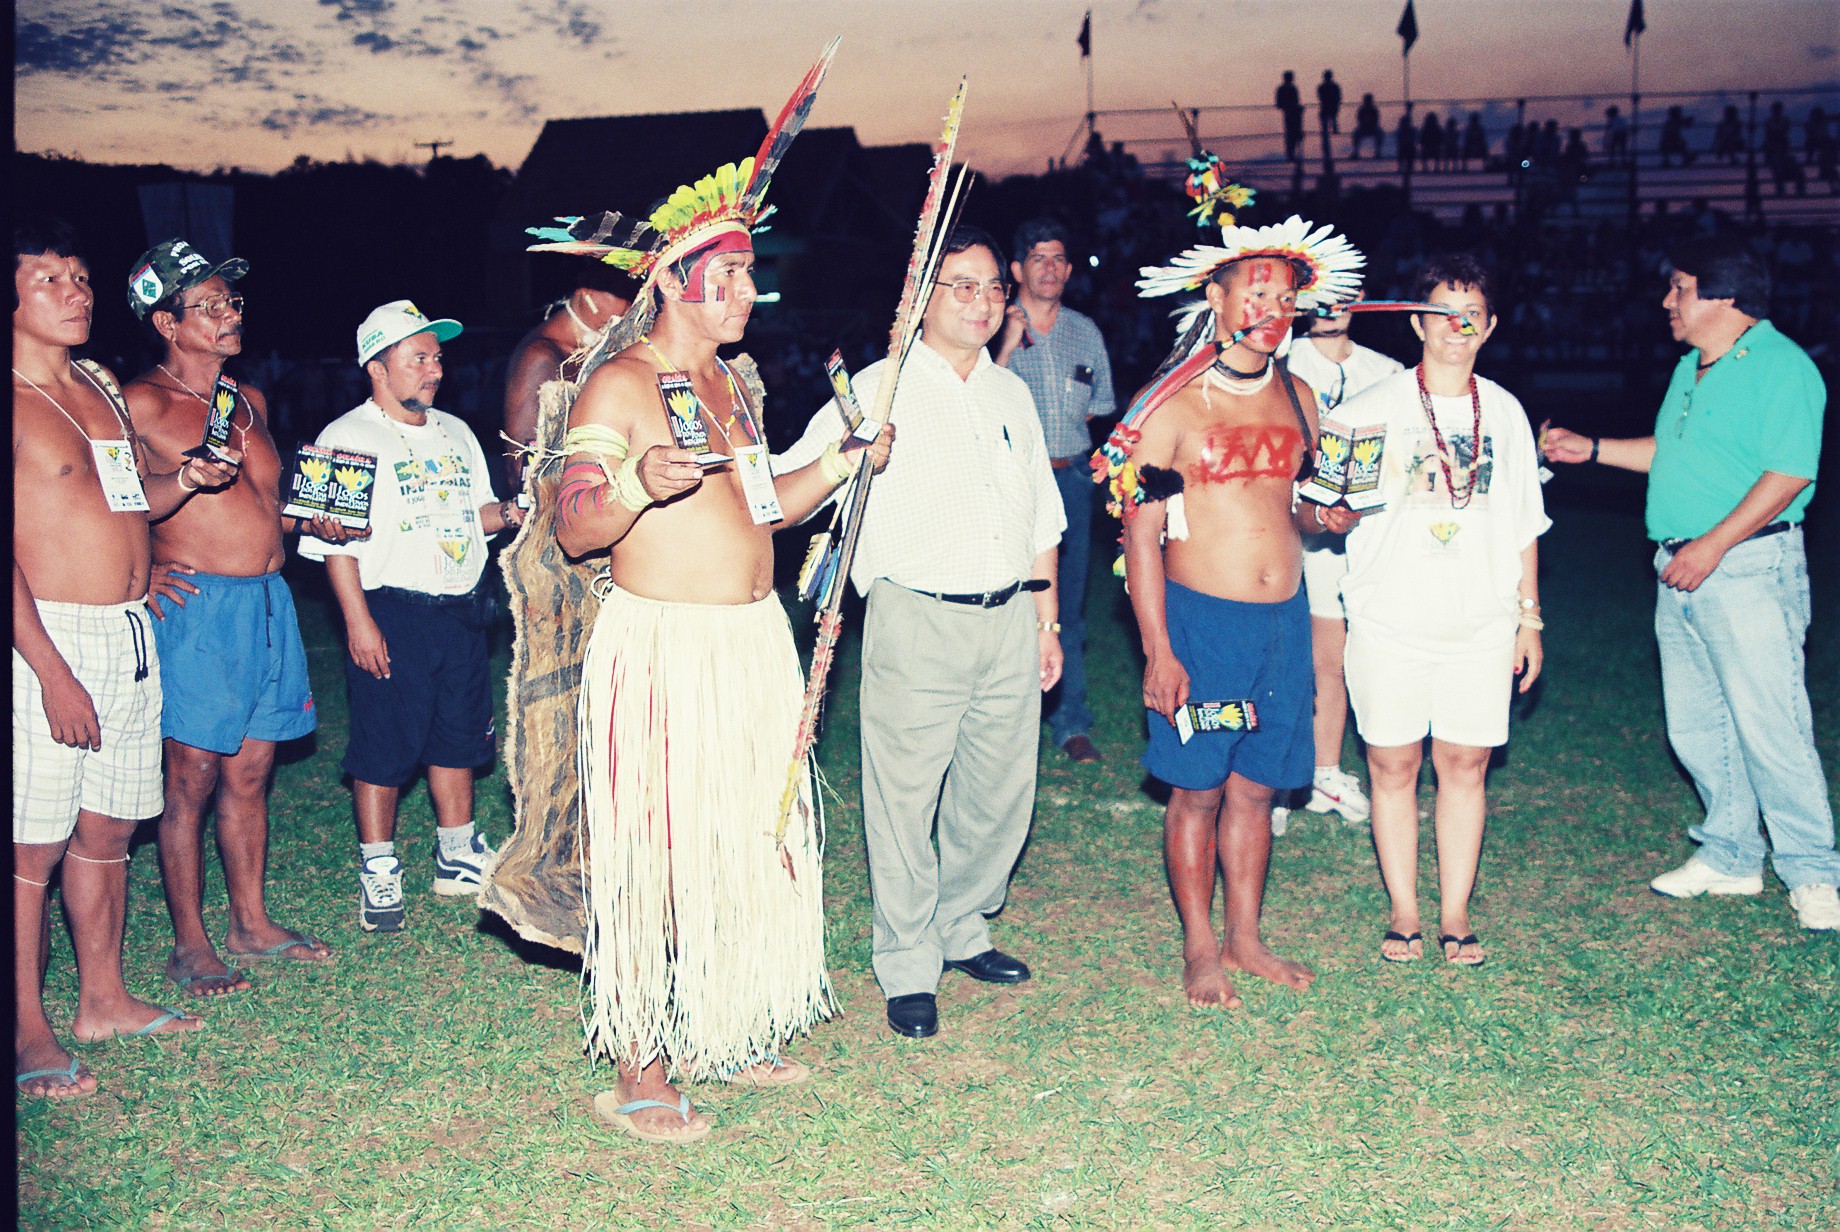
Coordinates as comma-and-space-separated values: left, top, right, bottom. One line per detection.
174, 293, 245, 319
934, 279, 1010, 303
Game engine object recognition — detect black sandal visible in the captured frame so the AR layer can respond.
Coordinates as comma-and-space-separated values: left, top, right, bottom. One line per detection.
1380, 930, 1423, 963
1439, 933, 1485, 967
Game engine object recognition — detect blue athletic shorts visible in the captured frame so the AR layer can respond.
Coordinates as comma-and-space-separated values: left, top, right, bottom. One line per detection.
342, 586, 495, 786
1142, 581, 1313, 792
152, 571, 316, 756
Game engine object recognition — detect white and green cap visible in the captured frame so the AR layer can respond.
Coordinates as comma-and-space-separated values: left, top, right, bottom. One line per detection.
355, 299, 462, 367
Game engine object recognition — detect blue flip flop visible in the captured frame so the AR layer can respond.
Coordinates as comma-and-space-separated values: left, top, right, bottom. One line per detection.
122, 1007, 193, 1038
593, 1091, 711, 1144
16, 1058, 89, 1095
224, 937, 328, 961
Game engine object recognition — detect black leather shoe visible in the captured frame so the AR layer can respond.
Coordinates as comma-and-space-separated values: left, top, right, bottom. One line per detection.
943, 949, 1032, 984
886, 993, 938, 1038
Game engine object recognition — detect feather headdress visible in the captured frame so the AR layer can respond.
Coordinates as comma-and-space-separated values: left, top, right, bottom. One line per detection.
525, 38, 839, 291
1137, 214, 1365, 312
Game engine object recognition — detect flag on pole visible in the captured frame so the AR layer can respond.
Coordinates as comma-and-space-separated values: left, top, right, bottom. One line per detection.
1624, 0, 1646, 47
1397, 1, 1418, 55
1077, 10, 1092, 58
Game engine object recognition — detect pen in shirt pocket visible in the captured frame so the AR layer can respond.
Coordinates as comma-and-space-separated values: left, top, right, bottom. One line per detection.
1002, 426, 1012, 449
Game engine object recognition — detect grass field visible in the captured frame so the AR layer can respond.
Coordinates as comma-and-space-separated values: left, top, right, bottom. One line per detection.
16, 502, 1839, 1231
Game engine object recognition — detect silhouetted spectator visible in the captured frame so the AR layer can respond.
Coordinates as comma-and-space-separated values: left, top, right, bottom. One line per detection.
1504, 120, 1527, 181
1352, 94, 1384, 159
1659, 106, 1696, 167
1604, 106, 1629, 165
1395, 112, 1418, 175
1764, 103, 1805, 197
1276, 72, 1306, 162
1535, 120, 1563, 166
1461, 114, 1488, 169
1711, 106, 1744, 164
1419, 111, 1443, 171
1317, 71, 1343, 138
1806, 107, 1830, 167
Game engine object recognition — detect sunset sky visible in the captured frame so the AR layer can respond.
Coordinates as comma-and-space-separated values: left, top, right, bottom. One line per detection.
15, 0, 1839, 178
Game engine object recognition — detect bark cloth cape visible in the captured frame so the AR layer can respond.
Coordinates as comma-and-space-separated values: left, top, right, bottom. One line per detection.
481, 41, 838, 962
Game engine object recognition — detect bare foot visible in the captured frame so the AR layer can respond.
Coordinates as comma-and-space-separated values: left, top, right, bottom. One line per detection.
223, 924, 334, 963
166, 947, 253, 998
71, 998, 208, 1042
594, 1077, 712, 1144
1223, 935, 1317, 992
1182, 951, 1243, 1009
724, 1058, 810, 1087
15, 1041, 97, 1101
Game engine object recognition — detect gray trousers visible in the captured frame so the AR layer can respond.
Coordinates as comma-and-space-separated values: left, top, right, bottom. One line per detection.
860, 581, 1041, 997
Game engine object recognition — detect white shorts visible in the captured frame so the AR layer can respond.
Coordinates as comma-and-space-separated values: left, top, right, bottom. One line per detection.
13, 599, 165, 844
1300, 537, 1349, 621
1344, 626, 1515, 749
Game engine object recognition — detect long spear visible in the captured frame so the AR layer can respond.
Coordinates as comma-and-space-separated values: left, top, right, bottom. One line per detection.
775, 80, 971, 853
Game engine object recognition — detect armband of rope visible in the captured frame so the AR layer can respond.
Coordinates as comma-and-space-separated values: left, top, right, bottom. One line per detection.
818, 439, 859, 487
559, 423, 652, 513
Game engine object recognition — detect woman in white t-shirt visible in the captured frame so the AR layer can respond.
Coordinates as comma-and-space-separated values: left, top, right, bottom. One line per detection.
1336, 257, 1550, 967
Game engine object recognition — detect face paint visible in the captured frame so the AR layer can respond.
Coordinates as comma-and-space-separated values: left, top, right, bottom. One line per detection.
673, 231, 754, 302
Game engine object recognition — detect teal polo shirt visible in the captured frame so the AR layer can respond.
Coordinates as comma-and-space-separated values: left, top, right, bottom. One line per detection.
1646, 319, 1825, 542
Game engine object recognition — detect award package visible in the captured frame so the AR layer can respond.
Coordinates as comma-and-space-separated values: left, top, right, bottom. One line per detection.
1298, 418, 1387, 510
656, 372, 730, 465
182, 375, 240, 460
283, 444, 377, 529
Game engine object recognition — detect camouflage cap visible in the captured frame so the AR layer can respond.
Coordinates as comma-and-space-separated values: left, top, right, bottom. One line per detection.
127, 239, 249, 320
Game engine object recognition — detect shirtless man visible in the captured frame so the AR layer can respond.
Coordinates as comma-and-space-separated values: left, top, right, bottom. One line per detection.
546, 205, 890, 1143
1116, 233, 1362, 1009
502, 267, 629, 489
123, 239, 358, 999
13, 218, 234, 1098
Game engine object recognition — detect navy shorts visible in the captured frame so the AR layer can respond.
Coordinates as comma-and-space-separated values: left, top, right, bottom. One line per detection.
152, 571, 316, 755
1142, 581, 1313, 792
343, 587, 495, 786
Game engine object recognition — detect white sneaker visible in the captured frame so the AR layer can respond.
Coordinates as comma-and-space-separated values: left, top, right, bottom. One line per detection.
434, 832, 498, 897
1789, 884, 1840, 931
358, 855, 405, 932
1648, 857, 1764, 899
1308, 766, 1371, 825
1270, 807, 1290, 837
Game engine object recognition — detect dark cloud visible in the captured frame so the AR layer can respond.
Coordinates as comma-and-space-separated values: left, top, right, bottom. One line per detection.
257, 102, 381, 133
1810, 45, 1836, 61
16, 15, 150, 73
354, 30, 397, 53
317, 0, 393, 19
526, 2, 603, 49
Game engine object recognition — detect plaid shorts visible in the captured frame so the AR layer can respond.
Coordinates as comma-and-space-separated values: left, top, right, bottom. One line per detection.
13, 599, 165, 843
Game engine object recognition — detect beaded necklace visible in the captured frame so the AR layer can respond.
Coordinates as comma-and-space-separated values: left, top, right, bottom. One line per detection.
1415, 363, 1483, 509
641, 335, 758, 446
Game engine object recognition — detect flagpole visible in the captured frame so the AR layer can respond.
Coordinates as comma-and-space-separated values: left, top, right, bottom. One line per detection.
1628, 31, 1641, 228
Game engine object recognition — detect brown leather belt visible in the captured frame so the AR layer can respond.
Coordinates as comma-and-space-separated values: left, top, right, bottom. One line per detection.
1050, 455, 1081, 471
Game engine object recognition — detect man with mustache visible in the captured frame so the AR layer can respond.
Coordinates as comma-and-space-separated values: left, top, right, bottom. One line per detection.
299, 302, 525, 934
124, 240, 359, 998
1543, 237, 1837, 932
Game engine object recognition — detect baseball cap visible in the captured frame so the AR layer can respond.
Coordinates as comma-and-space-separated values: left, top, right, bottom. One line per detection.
355, 300, 464, 367
127, 239, 249, 320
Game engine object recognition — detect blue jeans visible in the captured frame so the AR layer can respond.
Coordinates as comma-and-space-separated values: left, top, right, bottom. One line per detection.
1653, 528, 1839, 889
1046, 463, 1094, 745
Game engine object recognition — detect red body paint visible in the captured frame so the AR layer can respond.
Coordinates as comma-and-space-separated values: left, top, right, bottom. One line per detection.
1190, 424, 1307, 484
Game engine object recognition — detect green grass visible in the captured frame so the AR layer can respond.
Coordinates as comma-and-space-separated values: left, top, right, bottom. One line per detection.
17, 505, 1839, 1231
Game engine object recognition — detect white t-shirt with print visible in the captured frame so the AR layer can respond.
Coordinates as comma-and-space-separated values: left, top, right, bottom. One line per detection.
297, 400, 500, 595
1338, 368, 1550, 656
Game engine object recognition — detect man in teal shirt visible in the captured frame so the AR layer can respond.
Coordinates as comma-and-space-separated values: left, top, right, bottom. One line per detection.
1543, 236, 1837, 932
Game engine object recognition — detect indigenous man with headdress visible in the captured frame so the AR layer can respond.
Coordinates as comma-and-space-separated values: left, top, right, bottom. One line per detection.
1093, 157, 1363, 1010
484, 42, 891, 1146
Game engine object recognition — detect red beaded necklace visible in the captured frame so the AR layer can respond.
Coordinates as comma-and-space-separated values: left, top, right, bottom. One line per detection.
1415, 363, 1483, 509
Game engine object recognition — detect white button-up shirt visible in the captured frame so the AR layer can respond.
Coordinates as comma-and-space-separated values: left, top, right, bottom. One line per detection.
781, 339, 1065, 597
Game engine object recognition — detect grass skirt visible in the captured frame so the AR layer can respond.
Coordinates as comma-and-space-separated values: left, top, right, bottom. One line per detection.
578, 582, 833, 1080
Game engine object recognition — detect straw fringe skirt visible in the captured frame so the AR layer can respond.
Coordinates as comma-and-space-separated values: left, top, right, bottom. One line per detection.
578, 583, 833, 1080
